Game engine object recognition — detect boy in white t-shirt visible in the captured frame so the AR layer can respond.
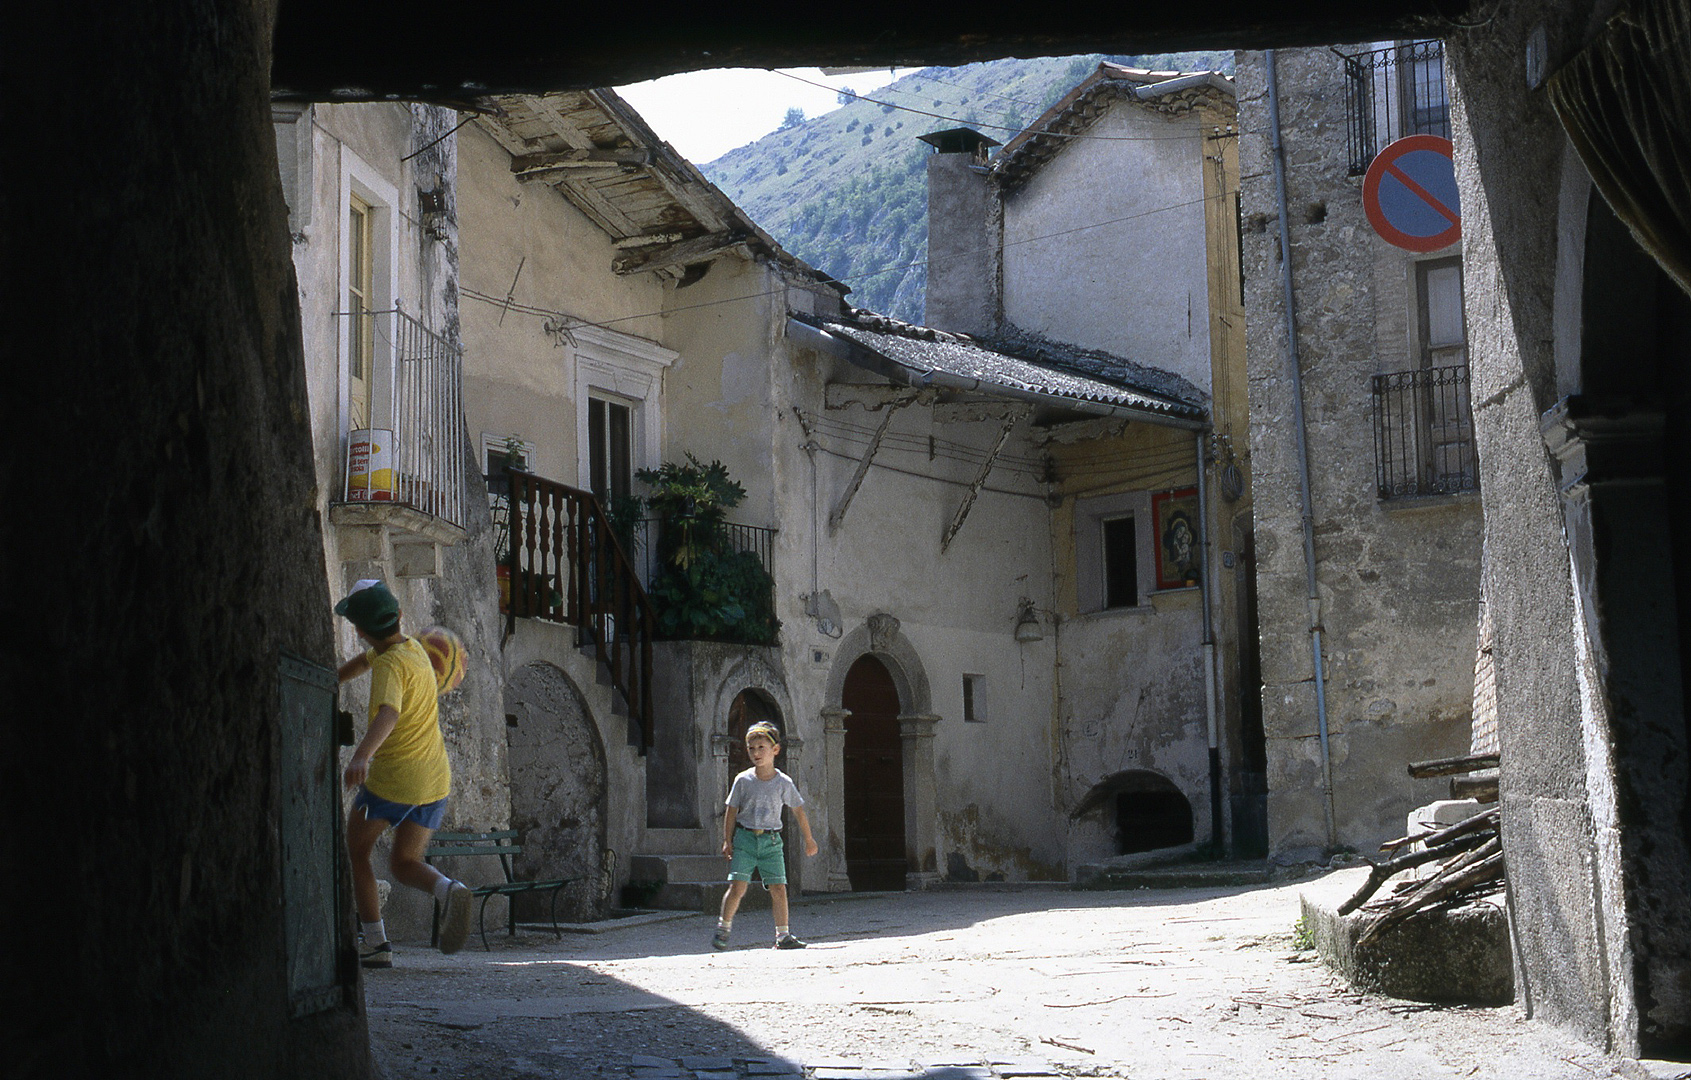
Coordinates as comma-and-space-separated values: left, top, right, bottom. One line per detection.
713, 721, 819, 950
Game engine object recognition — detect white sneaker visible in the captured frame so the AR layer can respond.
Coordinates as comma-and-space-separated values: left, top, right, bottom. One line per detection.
438, 882, 474, 954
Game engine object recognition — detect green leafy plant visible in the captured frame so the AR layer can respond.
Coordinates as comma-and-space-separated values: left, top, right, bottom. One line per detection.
634, 455, 778, 645
1292, 915, 1316, 951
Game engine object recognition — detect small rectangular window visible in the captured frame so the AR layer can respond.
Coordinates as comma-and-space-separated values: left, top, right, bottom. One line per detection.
588, 396, 633, 504
963, 674, 985, 723
1103, 516, 1138, 609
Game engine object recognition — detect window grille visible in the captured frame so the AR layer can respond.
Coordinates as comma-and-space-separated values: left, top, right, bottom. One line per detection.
1340, 40, 1451, 176
1372, 364, 1478, 499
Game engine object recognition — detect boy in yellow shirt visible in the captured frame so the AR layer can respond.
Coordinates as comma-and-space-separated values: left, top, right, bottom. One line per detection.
335, 580, 472, 967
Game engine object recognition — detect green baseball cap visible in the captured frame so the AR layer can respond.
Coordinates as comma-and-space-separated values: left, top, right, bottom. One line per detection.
335, 579, 400, 635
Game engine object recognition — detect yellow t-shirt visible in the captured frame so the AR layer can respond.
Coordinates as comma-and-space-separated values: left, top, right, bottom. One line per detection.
363, 637, 451, 805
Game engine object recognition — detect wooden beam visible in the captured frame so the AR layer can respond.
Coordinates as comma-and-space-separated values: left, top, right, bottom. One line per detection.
824, 383, 933, 411
828, 399, 911, 533
941, 406, 1029, 551
1407, 752, 1500, 778
611, 231, 743, 275
514, 162, 630, 184
511, 147, 652, 172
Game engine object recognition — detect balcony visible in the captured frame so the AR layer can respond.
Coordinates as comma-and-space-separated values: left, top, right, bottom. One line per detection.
1339, 40, 1451, 176
1372, 364, 1478, 500
333, 307, 468, 544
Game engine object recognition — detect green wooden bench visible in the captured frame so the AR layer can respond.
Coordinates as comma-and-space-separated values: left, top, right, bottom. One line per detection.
424, 830, 579, 950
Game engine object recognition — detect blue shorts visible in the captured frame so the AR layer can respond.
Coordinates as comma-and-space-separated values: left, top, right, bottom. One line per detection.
353, 786, 447, 831
728, 826, 787, 885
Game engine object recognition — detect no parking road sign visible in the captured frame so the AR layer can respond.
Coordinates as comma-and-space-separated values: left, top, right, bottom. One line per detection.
1363, 135, 1461, 252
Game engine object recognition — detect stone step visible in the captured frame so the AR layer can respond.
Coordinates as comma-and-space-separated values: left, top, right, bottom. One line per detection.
630, 852, 725, 882
1077, 861, 1273, 890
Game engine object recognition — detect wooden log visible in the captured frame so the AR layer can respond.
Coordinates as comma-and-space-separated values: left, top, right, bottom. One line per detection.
1358, 851, 1505, 945
1418, 805, 1499, 849
1450, 774, 1499, 802
1338, 830, 1490, 915
1356, 837, 1504, 945
1407, 752, 1500, 778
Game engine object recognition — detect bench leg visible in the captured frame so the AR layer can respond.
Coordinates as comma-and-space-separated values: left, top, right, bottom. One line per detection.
478, 892, 494, 951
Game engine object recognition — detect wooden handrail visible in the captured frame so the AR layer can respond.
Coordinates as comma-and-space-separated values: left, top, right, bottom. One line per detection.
505, 469, 657, 753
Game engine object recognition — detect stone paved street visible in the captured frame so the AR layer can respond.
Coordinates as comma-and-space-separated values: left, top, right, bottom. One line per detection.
365, 877, 1685, 1080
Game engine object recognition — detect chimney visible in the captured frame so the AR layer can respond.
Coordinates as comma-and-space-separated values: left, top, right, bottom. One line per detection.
919, 128, 1001, 337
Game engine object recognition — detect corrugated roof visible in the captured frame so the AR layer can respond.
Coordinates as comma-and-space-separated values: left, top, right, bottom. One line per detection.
795, 308, 1207, 424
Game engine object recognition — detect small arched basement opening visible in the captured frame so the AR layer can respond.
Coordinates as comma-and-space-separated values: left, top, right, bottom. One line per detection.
1074, 770, 1194, 855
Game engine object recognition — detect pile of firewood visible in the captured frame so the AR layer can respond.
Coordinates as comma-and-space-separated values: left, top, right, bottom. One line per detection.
1340, 753, 1504, 945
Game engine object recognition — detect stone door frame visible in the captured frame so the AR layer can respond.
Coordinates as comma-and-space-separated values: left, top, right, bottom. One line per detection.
820, 613, 940, 890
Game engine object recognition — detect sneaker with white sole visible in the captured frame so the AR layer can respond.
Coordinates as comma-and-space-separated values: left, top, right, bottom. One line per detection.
359, 939, 394, 969
773, 933, 806, 949
438, 881, 474, 954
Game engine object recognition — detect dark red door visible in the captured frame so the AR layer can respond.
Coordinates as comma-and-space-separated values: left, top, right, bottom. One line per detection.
842, 655, 907, 891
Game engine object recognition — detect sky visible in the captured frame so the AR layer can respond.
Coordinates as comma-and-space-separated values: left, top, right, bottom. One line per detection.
616, 67, 912, 165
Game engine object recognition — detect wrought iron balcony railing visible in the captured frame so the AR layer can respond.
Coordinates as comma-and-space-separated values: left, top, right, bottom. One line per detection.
337, 307, 467, 529
1339, 40, 1451, 176
1372, 363, 1478, 500
506, 470, 657, 752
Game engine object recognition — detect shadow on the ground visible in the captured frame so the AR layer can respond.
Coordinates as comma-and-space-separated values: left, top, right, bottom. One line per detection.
368, 959, 795, 1079
451, 877, 1313, 963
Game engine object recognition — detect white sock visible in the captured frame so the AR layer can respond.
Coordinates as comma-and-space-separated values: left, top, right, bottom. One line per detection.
361, 919, 387, 946
718, 917, 732, 931
775, 925, 789, 939
433, 877, 458, 902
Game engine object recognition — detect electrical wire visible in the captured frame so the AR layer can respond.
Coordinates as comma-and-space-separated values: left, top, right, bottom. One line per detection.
775, 68, 1223, 144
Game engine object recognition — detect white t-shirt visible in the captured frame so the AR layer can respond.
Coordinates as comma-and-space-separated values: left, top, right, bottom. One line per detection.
726, 768, 804, 831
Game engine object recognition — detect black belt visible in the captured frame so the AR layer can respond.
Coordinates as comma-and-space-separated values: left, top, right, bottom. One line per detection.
737, 825, 777, 835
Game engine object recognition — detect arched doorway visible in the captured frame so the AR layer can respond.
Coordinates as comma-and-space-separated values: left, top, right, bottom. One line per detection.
723, 688, 798, 887
506, 662, 609, 921
842, 654, 907, 890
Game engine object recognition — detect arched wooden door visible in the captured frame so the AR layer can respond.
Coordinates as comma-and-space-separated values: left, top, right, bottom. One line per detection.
841, 655, 907, 891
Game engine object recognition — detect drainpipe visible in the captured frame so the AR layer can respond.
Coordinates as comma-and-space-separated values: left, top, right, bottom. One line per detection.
1266, 51, 1338, 852
1196, 431, 1223, 853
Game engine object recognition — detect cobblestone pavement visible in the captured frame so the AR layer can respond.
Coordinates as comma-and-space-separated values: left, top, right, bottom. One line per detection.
364, 877, 1684, 1080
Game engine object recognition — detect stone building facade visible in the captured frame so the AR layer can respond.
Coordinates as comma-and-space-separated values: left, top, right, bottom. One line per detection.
272, 100, 513, 937
1234, 45, 1484, 861
915, 65, 1259, 861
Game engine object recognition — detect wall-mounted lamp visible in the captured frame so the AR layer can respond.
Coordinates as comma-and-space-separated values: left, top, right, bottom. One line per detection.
1014, 600, 1044, 643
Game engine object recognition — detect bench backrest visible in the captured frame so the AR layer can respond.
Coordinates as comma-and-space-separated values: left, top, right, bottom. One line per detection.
426, 830, 522, 883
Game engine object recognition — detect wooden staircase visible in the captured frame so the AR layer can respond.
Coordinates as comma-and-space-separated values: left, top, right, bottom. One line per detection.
505, 469, 657, 752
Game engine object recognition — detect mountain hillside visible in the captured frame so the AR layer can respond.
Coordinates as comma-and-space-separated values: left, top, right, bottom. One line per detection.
701, 53, 1232, 323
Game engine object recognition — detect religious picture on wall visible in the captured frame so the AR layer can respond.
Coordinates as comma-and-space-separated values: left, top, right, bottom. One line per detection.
1152, 488, 1200, 589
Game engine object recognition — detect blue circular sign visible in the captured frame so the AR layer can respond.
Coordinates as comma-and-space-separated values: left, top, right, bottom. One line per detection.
1363, 135, 1461, 252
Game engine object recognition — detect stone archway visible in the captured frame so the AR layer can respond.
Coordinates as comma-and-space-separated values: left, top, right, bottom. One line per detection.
506, 661, 609, 921
821, 613, 940, 890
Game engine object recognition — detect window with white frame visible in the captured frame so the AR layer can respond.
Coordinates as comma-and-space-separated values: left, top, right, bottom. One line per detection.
480, 432, 533, 497
1075, 491, 1155, 614
571, 325, 677, 505
338, 152, 398, 442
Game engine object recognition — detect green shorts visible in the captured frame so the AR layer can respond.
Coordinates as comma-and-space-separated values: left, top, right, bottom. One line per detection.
728, 826, 786, 885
